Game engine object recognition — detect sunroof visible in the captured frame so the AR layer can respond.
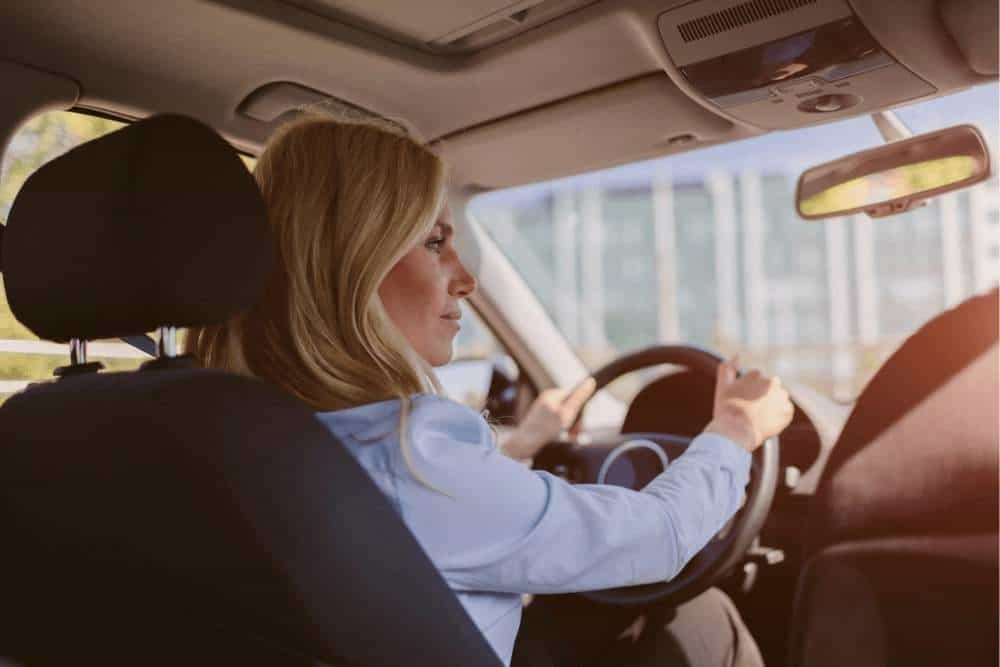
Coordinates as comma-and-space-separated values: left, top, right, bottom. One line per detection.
270, 0, 600, 55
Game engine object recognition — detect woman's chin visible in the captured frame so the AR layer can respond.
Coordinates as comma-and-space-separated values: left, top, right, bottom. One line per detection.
425, 346, 455, 368
432, 353, 454, 368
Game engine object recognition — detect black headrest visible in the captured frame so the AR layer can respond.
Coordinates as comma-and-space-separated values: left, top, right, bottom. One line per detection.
1, 114, 270, 342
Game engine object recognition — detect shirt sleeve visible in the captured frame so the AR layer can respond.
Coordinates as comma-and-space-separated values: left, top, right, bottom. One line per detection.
394, 395, 752, 595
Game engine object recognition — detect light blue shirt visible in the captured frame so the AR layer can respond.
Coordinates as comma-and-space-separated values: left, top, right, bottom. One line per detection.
316, 393, 751, 666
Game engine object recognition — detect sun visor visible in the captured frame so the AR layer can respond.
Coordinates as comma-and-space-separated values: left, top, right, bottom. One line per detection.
658, 0, 937, 130
437, 73, 739, 188
940, 0, 999, 76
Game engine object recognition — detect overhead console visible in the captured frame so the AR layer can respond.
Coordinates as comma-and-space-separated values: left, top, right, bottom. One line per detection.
658, 0, 937, 129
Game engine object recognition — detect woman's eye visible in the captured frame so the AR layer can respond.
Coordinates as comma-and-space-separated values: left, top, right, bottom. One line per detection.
425, 237, 445, 253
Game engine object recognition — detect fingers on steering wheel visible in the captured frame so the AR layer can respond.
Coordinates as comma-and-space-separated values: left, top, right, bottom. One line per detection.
715, 357, 738, 404
560, 377, 596, 426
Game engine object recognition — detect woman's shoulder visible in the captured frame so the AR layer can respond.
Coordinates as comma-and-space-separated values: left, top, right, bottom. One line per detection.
403, 395, 498, 483
408, 394, 489, 443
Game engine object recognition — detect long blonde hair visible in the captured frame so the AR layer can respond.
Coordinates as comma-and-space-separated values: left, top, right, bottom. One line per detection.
187, 114, 447, 476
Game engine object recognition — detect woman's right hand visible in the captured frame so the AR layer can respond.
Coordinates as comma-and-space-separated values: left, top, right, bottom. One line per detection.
705, 356, 794, 453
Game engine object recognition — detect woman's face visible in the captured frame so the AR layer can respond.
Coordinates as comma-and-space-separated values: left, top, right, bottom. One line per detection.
379, 204, 476, 367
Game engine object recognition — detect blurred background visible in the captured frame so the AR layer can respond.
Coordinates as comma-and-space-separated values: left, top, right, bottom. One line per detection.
464, 83, 999, 406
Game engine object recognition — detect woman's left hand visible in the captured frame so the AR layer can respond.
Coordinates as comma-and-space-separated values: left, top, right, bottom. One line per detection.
502, 378, 597, 462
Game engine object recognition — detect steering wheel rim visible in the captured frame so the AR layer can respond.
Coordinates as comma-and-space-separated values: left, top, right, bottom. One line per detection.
562, 344, 779, 607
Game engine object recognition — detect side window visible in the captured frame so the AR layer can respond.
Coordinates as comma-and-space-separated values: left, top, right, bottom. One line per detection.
437, 301, 515, 411
0, 111, 142, 404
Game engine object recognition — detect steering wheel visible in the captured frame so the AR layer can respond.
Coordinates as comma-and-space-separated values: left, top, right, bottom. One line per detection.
532, 345, 779, 607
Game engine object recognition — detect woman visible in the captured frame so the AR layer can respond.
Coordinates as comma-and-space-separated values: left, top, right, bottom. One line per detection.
187, 114, 793, 666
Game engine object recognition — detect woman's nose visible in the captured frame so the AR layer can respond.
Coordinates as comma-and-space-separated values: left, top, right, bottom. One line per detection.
450, 258, 476, 298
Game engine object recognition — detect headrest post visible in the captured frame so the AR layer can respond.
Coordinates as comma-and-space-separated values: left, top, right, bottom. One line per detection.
70, 339, 88, 365
157, 326, 178, 358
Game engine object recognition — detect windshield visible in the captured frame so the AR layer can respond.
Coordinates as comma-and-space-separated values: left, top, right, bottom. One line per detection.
469, 83, 999, 404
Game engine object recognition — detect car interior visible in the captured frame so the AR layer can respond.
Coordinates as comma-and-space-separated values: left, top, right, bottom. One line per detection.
0, 1, 997, 666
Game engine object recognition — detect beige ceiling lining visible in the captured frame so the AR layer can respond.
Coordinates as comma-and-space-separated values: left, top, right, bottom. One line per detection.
939, 0, 999, 76
1, 0, 992, 191
108, 0, 671, 141
847, 0, 991, 90
437, 72, 754, 188
434, 72, 666, 143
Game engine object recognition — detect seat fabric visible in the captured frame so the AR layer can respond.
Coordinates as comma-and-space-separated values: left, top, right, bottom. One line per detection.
789, 536, 997, 667
791, 290, 999, 667
0, 364, 501, 666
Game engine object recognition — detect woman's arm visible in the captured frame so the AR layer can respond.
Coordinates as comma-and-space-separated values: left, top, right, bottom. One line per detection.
468, 432, 749, 594
396, 360, 790, 595
395, 401, 747, 595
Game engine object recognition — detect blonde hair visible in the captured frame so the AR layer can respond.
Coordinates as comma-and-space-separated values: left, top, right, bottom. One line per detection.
187, 114, 447, 481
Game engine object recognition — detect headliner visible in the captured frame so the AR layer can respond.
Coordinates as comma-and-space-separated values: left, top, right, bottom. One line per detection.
1, 0, 996, 188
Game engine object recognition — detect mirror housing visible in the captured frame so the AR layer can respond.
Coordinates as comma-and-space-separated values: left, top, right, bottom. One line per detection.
796, 124, 992, 220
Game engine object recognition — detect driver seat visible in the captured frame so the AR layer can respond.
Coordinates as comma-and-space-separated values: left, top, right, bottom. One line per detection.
0, 114, 502, 666
788, 289, 999, 667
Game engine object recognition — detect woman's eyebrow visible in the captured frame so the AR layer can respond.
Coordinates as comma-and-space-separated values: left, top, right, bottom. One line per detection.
437, 221, 455, 237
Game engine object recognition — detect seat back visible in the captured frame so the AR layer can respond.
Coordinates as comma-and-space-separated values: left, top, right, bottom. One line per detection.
789, 290, 999, 667
0, 114, 501, 666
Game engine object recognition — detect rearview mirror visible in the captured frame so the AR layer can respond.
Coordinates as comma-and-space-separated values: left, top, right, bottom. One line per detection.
796, 124, 991, 220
